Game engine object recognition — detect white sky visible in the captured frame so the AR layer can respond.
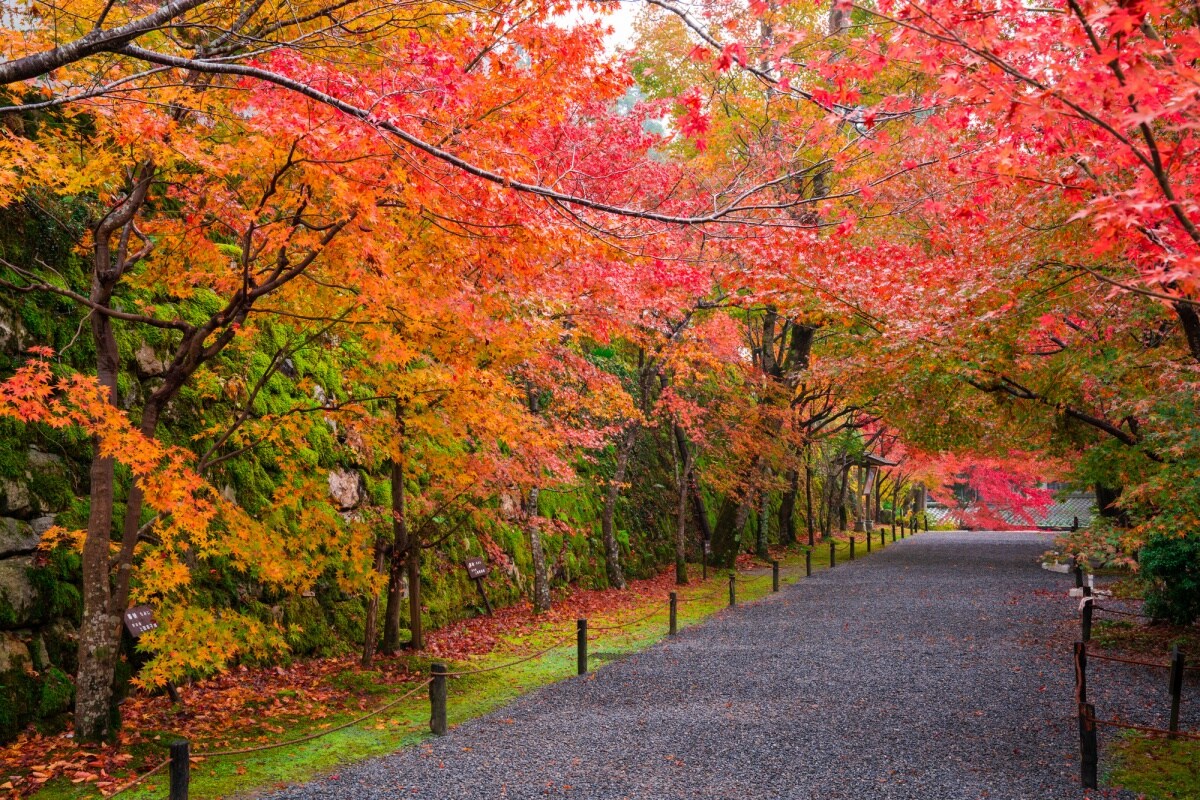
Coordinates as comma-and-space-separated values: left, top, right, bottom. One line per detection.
562, 0, 643, 54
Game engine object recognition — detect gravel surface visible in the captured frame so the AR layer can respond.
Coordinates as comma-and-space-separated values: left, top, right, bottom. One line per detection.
262, 531, 1152, 800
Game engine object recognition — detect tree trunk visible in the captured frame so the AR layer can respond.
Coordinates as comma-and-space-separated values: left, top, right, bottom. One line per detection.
891, 481, 899, 537
76, 448, 120, 742
1096, 483, 1129, 526
756, 489, 770, 559
75, 171, 155, 742
709, 497, 741, 567
837, 465, 850, 531
406, 540, 423, 650
675, 462, 690, 585
526, 487, 551, 612
1174, 301, 1200, 362
805, 450, 815, 546
671, 424, 712, 550
600, 426, 635, 590
383, 405, 409, 654
383, 445, 408, 654
361, 537, 387, 667
733, 498, 752, 554
874, 475, 882, 524
779, 468, 798, 545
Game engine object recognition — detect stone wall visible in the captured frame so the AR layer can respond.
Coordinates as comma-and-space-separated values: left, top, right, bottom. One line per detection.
0, 444, 80, 741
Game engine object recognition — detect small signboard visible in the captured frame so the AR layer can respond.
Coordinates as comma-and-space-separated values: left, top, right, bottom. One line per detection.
702, 539, 712, 555
464, 557, 493, 615
123, 605, 158, 637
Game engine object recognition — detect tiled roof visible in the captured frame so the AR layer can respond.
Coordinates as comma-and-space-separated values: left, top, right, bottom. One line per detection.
928, 493, 1096, 530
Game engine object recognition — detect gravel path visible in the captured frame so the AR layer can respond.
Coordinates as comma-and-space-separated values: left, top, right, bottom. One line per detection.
263, 532, 1144, 800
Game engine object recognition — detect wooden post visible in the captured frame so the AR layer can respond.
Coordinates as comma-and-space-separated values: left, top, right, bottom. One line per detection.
429, 663, 448, 735
669, 592, 678, 636
772, 560, 780, 592
1073, 641, 1088, 704
474, 577, 493, 616
880, 528, 886, 548
1081, 598, 1094, 642
866, 529, 872, 553
1073, 564, 1084, 589
850, 536, 856, 560
805, 549, 812, 577
829, 539, 836, 568
728, 573, 736, 607
576, 619, 588, 675
923, 513, 928, 532
169, 740, 189, 800
1079, 702, 1098, 789
1169, 645, 1184, 739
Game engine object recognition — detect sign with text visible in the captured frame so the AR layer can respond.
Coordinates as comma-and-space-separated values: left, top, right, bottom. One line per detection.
465, 556, 489, 580
123, 605, 158, 637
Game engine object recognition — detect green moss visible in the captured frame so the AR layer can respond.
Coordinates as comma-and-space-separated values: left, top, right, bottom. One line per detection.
28, 549, 83, 621
1109, 735, 1200, 799
0, 666, 39, 743
281, 596, 342, 658
0, 420, 29, 479
0, 594, 17, 628
37, 666, 74, 717
41, 621, 78, 673
328, 599, 367, 647
28, 462, 75, 514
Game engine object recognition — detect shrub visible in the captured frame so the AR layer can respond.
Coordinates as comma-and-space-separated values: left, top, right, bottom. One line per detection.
1139, 533, 1200, 625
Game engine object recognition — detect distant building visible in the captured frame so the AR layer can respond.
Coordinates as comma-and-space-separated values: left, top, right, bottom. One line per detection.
927, 490, 1096, 530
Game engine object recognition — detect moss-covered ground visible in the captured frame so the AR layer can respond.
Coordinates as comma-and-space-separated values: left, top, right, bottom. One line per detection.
1108, 736, 1200, 800
26, 532, 902, 799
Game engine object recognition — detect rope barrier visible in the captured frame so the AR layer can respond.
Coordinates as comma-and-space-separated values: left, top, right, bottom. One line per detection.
1088, 646, 1200, 673
1092, 605, 1152, 619
1084, 649, 1173, 670
192, 679, 433, 758
104, 757, 169, 798
673, 587, 727, 604
590, 602, 667, 632
195, 680, 433, 756
1089, 714, 1200, 741
106, 679, 431, 794
440, 634, 576, 678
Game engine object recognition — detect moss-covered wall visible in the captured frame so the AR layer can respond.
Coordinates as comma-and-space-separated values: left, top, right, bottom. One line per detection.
0, 198, 719, 745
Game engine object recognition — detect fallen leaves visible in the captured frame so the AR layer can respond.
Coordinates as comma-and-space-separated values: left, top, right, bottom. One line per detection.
0, 564, 697, 798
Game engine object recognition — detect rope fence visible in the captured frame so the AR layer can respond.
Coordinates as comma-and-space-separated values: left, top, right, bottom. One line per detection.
106, 679, 432, 798
115, 532, 910, 799
589, 603, 669, 632
439, 635, 577, 678
106, 758, 169, 798
1089, 714, 1200, 742
1091, 604, 1152, 619
1085, 648, 1171, 670
194, 679, 434, 757
1072, 587, 1198, 790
